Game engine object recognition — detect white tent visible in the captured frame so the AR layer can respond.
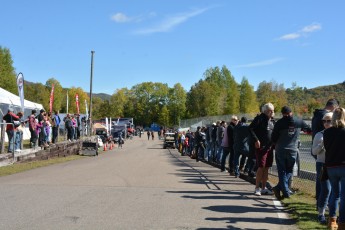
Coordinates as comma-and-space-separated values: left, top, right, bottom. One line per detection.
0, 87, 44, 114
1, 87, 44, 141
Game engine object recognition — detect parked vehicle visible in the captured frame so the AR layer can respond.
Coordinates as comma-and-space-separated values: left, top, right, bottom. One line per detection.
163, 132, 175, 149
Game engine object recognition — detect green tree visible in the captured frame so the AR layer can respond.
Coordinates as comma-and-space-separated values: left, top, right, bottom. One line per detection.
110, 88, 129, 118
66, 87, 89, 114
0, 47, 17, 94
222, 66, 239, 114
256, 80, 287, 113
46, 78, 63, 112
91, 97, 104, 120
239, 77, 258, 114
168, 83, 186, 126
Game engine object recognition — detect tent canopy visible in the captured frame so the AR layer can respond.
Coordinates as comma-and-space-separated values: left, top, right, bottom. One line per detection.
0, 87, 44, 117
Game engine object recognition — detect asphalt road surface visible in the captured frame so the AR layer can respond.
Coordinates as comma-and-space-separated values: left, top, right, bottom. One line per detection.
0, 137, 297, 230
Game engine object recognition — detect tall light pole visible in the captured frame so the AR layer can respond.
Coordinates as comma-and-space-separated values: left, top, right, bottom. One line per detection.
89, 50, 95, 136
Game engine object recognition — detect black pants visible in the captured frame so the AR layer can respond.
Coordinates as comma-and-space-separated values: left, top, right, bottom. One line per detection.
52, 126, 58, 143
39, 127, 46, 146
29, 129, 37, 146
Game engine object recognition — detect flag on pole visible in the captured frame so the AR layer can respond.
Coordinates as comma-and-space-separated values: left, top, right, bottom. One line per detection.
85, 99, 89, 120
105, 117, 109, 135
49, 84, 55, 113
76, 94, 80, 114
16, 73, 25, 112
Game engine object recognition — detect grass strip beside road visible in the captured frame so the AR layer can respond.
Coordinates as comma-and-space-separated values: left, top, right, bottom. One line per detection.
0, 155, 83, 177
282, 192, 327, 230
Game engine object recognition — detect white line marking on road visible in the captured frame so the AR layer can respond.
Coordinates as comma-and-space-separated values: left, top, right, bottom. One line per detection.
273, 200, 289, 220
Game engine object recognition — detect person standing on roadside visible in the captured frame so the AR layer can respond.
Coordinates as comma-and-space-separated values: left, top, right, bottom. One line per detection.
233, 116, 250, 178
2, 108, 20, 153
324, 108, 345, 230
249, 103, 275, 196
311, 98, 339, 211
52, 110, 61, 143
28, 110, 38, 148
312, 112, 333, 225
271, 106, 311, 200
220, 117, 238, 174
194, 126, 202, 162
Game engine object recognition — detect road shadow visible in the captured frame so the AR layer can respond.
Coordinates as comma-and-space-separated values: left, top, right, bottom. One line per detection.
164, 149, 296, 229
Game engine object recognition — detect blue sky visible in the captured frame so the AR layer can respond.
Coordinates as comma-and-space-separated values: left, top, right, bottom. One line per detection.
1, 1, 344, 95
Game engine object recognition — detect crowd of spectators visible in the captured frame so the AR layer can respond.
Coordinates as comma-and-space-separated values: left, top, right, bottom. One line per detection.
2, 109, 83, 153
170, 99, 344, 229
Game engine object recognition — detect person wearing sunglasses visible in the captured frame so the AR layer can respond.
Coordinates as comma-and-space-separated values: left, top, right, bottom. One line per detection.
312, 112, 333, 225
324, 108, 345, 230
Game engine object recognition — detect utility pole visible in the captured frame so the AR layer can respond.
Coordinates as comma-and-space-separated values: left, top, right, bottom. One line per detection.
89, 50, 95, 136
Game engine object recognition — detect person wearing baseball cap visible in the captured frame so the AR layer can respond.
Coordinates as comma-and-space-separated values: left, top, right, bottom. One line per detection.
271, 106, 311, 200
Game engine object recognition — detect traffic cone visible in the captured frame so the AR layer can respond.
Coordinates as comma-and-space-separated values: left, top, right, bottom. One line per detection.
110, 143, 113, 150
103, 144, 107, 151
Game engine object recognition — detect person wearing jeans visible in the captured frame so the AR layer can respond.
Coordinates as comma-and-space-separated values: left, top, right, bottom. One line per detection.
312, 112, 333, 224
324, 107, 345, 229
2, 108, 20, 153
233, 117, 250, 178
220, 116, 238, 174
272, 106, 311, 199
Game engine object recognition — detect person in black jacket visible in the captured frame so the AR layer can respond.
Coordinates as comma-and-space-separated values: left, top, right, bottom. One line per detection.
249, 103, 275, 196
194, 126, 202, 162
324, 107, 345, 229
271, 106, 311, 200
233, 117, 250, 178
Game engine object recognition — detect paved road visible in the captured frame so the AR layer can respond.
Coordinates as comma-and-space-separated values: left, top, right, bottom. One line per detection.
0, 137, 297, 230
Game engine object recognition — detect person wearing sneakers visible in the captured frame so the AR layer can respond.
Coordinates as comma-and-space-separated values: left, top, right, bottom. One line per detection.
249, 103, 275, 196
271, 106, 311, 200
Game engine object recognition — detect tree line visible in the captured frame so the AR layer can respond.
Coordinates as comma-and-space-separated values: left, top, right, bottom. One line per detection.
1, 46, 344, 127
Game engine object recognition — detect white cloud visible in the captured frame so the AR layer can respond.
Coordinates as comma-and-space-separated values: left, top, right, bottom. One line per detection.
234, 58, 284, 68
278, 33, 301, 40
133, 8, 209, 35
277, 23, 322, 41
111, 13, 131, 23
301, 23, 321, 33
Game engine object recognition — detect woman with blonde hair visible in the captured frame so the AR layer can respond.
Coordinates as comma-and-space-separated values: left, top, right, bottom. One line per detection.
312, 112, 333, 225
324, 107, 345, 230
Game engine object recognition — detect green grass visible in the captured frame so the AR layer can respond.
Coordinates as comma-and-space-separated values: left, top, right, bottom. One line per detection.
282, 192, 327, 230
0, 155, 84, 177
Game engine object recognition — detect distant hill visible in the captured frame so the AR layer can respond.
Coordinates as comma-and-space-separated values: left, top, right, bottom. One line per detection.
88, 93, 111, 101
306, 81, 345, 105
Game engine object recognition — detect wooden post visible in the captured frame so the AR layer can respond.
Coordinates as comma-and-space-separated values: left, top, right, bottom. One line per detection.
0, 123, 5, 154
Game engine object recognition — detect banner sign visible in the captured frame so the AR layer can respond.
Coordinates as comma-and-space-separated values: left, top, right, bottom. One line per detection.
16, 73, 24, 112
76, 94, 80, 114
49, 84, 55, 113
